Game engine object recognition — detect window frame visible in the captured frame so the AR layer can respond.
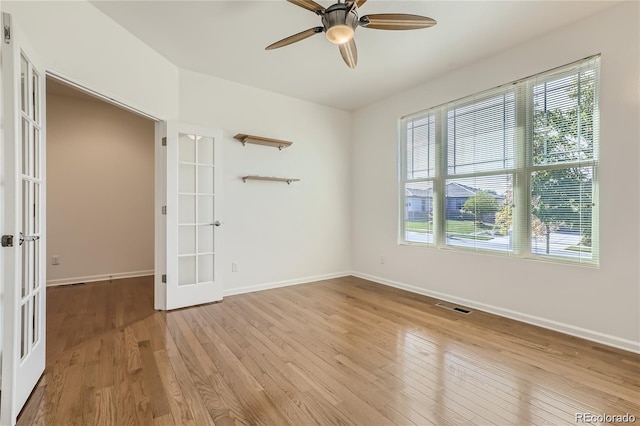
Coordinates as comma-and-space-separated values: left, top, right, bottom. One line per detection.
399, 56, 600, 266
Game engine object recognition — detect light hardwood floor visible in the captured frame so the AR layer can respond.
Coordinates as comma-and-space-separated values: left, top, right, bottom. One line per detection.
18, 276, 640, 425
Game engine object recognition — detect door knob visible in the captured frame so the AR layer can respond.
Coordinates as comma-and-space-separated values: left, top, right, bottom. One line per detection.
214, 221, 222, 227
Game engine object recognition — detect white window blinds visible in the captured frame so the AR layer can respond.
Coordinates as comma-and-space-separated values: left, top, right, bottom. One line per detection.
526, 59, 599, 262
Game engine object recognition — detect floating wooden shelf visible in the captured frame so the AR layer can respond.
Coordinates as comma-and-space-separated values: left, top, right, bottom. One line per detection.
242, 176, 300, 185
234, 133, 293, 150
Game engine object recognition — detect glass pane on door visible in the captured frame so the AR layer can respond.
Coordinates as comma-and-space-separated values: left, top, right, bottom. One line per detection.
28, 182, 35, 234
198, 225, 214, 253
21, 180, 27, 234
22, 118, 28, 174
178, 256, 196, 286
198, 136, 214, 165
33, 242, 40, 291
20, 303, 28, 359
33, 127, 40, 178
198, 196, 213, 224
34, 183, 40, 233
179, 164, 196, 193
30, 243, 37, 293
20, 55, 28, 113
21, 244, 28, 298
198, 254, 214, 283
32, 292, 39, 345
178, 195, 195, 224
21, 180, 29, 298
179, 134, 196, 163
32, 71, 39, 121
198, 166, 214, 194
178, 226, 195, 255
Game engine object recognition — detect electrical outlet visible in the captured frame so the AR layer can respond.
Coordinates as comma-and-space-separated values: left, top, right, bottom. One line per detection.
232, 262, 239, 272
52, 255, 60, 266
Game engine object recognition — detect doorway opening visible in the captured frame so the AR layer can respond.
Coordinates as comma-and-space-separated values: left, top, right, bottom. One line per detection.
44, 76, 156, 364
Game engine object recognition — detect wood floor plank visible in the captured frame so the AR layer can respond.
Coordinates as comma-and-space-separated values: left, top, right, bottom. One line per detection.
166, 316, 240, 425
152, 349, 196, 426
137, 340, 171, 420
94, 386, 116, 426
158, 314, 217, 426
16, 275, 640, 426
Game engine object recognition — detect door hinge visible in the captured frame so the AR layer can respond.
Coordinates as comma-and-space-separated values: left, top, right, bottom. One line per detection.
1, 235, 14, 247
161, 205, 167, 215
161, 137, 167, 146
3, 13, 11, 45
161, 274, 166, 283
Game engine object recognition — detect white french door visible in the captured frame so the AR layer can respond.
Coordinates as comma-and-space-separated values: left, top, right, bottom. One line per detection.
157, 122, 223, 310
1, 13, 46, 426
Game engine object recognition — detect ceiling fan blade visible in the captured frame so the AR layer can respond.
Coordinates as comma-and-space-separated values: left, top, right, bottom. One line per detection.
346, 0, 366, 8
287, 0, 325, 13
338, 38, 358, 69
359, 14, 437, 30
266, 27, 324, 50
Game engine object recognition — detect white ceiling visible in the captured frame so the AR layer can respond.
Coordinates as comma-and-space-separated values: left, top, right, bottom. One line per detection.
90, 0, 618, 111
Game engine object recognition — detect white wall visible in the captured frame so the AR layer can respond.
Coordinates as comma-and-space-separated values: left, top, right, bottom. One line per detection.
46, 90, 155, 285
351, 1, 640, 352
2, 1, 180, 120
179, 70, 353, 295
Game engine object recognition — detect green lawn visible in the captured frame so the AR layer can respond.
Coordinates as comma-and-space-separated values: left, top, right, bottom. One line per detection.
566, 245, 592, 253
406, 221, 433, 233
447, 233, 494, 241
406, 220, 495, 239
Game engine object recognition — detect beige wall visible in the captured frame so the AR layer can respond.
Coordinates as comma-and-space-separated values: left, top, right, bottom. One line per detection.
46, 84, 155, 285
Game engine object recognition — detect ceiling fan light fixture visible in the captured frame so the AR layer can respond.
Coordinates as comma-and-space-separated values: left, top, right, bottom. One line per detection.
325, 24, 354, 44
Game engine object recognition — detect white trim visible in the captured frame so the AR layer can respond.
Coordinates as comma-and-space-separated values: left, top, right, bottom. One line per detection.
45, 71, 160, 122
46, 270, 154, 287
351, 271, 640, 354
154, 121, 167, 310
223, 272, 352, 297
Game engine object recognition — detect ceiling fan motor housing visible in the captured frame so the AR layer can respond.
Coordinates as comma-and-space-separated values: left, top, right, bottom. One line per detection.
322, 3, 359, 43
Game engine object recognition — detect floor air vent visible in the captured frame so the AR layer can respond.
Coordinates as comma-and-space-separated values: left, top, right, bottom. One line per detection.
436, 301, 473, 315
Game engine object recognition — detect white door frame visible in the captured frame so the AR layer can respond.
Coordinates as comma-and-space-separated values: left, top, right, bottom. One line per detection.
43, 73, 165, 311
154, 121, 167, 310
42, 73, 165, 311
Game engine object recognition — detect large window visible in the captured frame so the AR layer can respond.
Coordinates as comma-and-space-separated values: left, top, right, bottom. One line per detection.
400, 57, 599, 265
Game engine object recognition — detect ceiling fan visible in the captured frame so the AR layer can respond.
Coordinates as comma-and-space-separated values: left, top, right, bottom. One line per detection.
266, 0, 437, 69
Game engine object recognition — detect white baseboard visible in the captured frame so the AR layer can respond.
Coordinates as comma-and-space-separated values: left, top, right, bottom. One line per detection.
223, 271, 352, 297
351, 271, 640, 354
46, 270, 154, 287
